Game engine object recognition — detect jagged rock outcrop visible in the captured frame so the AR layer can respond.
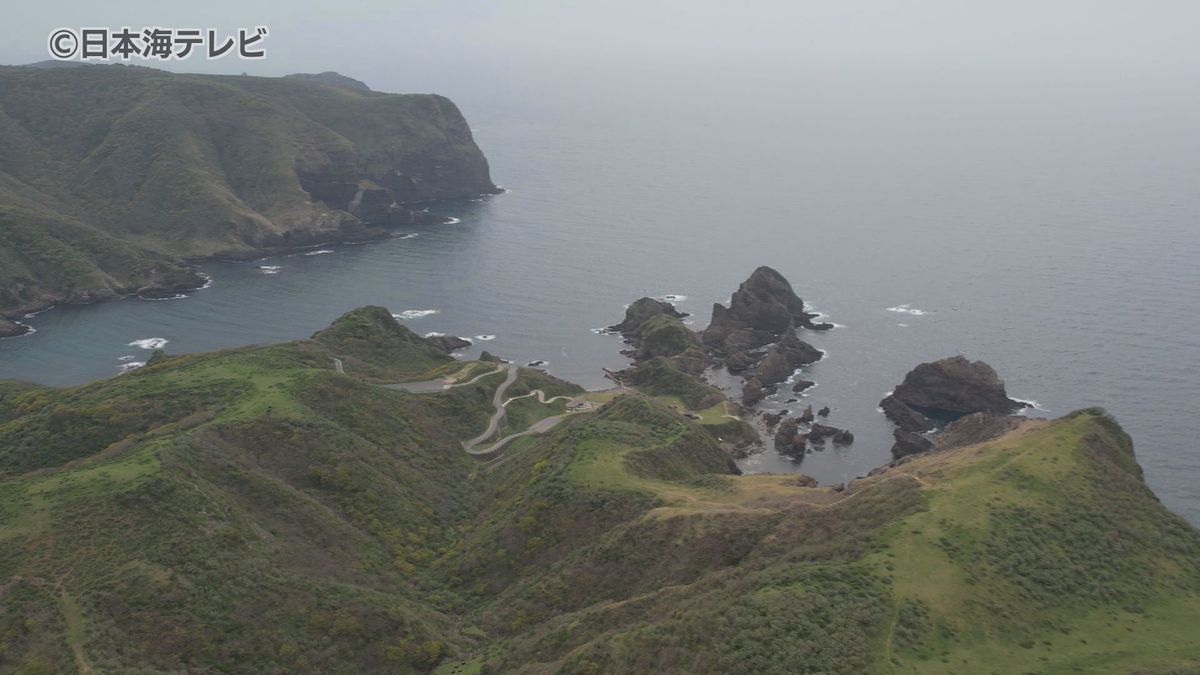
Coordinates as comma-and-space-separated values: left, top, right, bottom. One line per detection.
426, 335, 473, 353
751, 329, 822, 385
799, 405, 815, 423
880, 394, 934, 433
792, 379, 816, 393
697, 268, 828, 409
773, 417, 807, 456
740, 379, 777, 407
892, 430, 934, 459
702, 266, 832, 355
806, 423, 853, 446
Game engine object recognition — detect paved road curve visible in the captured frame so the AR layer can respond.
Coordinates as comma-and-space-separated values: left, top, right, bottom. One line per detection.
462, 364, 520, 451
386, 362, 590, 456
384, 363, 507, 394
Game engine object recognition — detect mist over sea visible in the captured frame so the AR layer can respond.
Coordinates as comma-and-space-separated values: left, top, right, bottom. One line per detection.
3, 63, 1197, 523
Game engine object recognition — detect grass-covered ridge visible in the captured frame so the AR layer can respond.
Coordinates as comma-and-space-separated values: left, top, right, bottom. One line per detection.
0, 64, 496, 316
0, 310, 1197, 673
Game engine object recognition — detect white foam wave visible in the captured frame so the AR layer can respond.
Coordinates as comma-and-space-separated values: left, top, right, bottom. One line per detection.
1013, 397, 1046, 412
194, 272, 214, 290
128, 338, 168, 350
443, 217, 462, 225
424, 331, 445, 337
117, 361, 146, 373
394, 233, 419, 240
118, 355, 136, 362
474, 334, 496, 341
140, 293, 189, 301
886, 304, 930, 316
654, 294, 688, 303
257, 265, 282, 275
394, 309, 439, 320
304, 249, 334, 256
897, 323, 910, 327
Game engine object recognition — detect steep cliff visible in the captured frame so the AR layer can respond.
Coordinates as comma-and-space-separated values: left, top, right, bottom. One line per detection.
0, 64, 497, 317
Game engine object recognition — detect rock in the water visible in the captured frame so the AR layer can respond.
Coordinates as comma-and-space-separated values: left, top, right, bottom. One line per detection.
817, 406, 830, 418
807, 423, 841, 442
891, 429, 934, 459
0, 318, 30, 338
426, 335, 472, 353
702, 266, 829, 353
832, 428, 855, 445
745, 328, 822, 388
886, 356, 1026, 422
741, 378, 777, 406
773, 417, 807, 456
792, 379, 816, 393
608, 297, 688, 338
799, 405, 815, 423
607, 297, 702, 363
880, 395, 934, 433
762, 412, 783, 428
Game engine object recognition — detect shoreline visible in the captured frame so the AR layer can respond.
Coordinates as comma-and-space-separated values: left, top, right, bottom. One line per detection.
0, 197, 491, 328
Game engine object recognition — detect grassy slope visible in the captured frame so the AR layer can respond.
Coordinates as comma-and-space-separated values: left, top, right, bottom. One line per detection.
0, 309, 492, 673
459, 409, 1200, 674
0, 65, 494, 315
1, 312, 1198, 673
875, 411, 1200, 673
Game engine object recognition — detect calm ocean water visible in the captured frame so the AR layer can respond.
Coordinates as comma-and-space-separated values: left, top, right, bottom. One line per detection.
2, 64, 1197, 523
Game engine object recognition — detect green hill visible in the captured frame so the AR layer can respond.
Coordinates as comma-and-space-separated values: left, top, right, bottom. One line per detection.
0, 309, 1197, 673
0, 65, 497, 317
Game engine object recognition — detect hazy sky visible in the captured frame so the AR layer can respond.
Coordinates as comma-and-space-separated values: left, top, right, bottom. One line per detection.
4, 0, 1200, 88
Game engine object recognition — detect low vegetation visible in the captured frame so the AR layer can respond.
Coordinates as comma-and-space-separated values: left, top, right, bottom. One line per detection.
1, 310, 1197, 673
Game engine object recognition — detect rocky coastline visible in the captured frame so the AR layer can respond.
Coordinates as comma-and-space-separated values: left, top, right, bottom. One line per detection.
603, 266, 1040, 475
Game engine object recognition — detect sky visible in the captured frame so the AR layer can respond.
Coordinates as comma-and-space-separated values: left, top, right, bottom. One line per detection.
3, 0, 1200, 91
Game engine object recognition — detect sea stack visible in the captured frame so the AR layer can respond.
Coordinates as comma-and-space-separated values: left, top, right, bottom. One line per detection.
701, 266, 832, 356
881, 356, 1028, 457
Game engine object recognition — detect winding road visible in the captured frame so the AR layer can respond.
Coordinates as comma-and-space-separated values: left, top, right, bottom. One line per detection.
389, 362, 591, 456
